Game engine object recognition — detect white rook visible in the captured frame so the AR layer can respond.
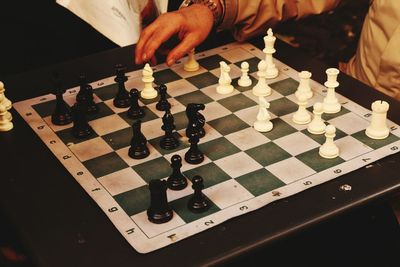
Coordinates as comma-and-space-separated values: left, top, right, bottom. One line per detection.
365, 100, 390, 139
323, 68, 341, 114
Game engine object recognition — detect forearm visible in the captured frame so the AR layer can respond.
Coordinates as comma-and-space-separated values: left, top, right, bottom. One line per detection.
219, 0, 341, 41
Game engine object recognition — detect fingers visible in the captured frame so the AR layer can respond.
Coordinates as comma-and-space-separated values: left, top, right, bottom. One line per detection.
135, 25, 154, 65
166, 33, 200, 66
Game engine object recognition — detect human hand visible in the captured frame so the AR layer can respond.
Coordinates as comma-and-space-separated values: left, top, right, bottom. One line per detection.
135, 4, 216, 66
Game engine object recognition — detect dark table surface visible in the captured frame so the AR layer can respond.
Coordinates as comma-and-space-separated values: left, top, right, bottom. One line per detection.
1, 38, 400, 267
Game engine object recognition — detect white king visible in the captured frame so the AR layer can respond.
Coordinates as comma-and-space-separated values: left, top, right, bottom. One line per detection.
365, 100, 390, 139
263, 28, 278, 79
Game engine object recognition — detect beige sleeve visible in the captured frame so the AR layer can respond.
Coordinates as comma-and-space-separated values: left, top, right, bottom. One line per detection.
220, 0, 341, 41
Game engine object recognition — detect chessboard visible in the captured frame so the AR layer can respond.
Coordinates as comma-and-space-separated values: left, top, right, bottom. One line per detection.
13, 42, 400, 253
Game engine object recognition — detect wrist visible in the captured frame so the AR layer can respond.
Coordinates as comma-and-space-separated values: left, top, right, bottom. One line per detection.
180, 0, 223, 27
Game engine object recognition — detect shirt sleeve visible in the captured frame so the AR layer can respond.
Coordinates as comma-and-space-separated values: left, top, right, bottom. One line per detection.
219, 0, 341, 41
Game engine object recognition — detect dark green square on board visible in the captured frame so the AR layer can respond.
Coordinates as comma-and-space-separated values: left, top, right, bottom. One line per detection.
114, 185, 149, 216
87, 102, 115, 121
154, 69, 182, 85
183, 162, 231, 188
119, 106, 158, 125
323, 107, 350, 121
262, 118, 297, 140
199, 137, 241, 161
149, 132, 189, 155
198, 55, 230, 70
187, 72, 218, 89
218, 94, 257, 112
175, 90, 213, 106
95, 83, 118, 101
170, 194, 220, 223
56, 127, 98, 145
296, 147, 345, 172
351, 131, 399, 150
208, 114, 248, 135
235, 168, 285, 196
172, 111, 188, 131
83, 152, 128, 178
102, 127, 131, 150
234, 57, 260, 73
132, 157, 171, 182
245, 142, 291, 166
269, 97, 298, 117
269, 78, 299, 96
32, 99, 57, 118
301, 128, 347, 145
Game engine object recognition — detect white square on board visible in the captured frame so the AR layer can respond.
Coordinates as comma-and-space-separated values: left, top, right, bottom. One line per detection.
69, 137, 114, 162
225, 127, 270, 151
215, 152, 262, 178
90, 114, 130, 136
274, 132, 320, 156
204, 179, 253, 209
328, 112, 370, 135
266, 157, 315, 184
335, 135, 373, 161
98, 168, 146, 196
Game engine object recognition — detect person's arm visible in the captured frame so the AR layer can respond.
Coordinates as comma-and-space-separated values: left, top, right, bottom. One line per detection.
135, 0, 341, 66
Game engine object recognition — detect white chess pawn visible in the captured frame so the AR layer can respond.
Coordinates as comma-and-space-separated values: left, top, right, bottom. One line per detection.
292, 93, 311, 124
252, 60, 272, 96
307, 102, 326, 134
238, 61, 252, 87
0, 103, 13, 132
141, 63, 158, 99
295, 71, 313, 100
263, 28, 279, 79
365, 100, 390, 139
0, 81, 12, 121
323, 68, 341, 114
184, 49, 199, 72
216, 61, 234, 94
254, 96, 273, 132
319, 125, 339, 159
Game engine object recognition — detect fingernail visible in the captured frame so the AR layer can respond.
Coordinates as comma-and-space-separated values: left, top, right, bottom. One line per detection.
167, 58, 175, 66
142, 53, 147, 62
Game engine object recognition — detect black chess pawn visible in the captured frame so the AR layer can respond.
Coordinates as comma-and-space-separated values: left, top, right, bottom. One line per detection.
51, 90, 72, 125
184, 129, 204, 164
113, 64, 131, 108
167, 155, 188, 190
147, 179, 173, 224
188, 175, 210, 213
156, 84, 171, 111
128, 120, 150, 159
160, 107, 180, 150
127, 89, 145, 119
71, 105, 93, 138
76, 75, 99, 114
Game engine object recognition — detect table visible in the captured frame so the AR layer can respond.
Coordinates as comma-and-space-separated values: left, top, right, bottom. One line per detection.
1, 38, 400, 267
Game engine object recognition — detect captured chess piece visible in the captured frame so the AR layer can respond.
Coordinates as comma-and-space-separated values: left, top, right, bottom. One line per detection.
292, 93, 311, 125
0, 81, 12, 121
141, 63, 158, 99
147, 179, 173, 224
156, 84, 171, 111
216, 61, 234, 95
167, 155, 188, 190
128, 120, 150, 159
185, 125, 204, 164
76, 74, 98, 114
323, 68, 341, 114
184, 49, 200, 72
365, 100, 390, 139
238, 61, 252, 87
127, 89, 145, 119
252, 60, 272, 97
319, 125, 339, 159
307, 102, 326, 134
254, 96, 273, 132
52, 89, 72, 125
0, 103, 13, 132
295, 71, 313, 100
71, 105, 93, 138
160, 107, 180, 150
188, 175, 210, 213
113, 64, 131, 108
